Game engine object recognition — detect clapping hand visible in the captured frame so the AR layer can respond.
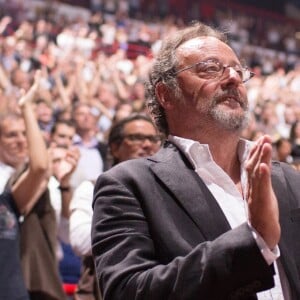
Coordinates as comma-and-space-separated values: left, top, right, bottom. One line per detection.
48, 144, 80, 185
245, 135, 281, 249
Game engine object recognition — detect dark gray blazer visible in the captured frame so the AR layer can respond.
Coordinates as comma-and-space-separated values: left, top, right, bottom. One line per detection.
91, 142, 300, 300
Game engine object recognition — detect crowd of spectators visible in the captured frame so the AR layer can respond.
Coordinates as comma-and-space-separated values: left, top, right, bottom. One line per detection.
0, 0, 300, 298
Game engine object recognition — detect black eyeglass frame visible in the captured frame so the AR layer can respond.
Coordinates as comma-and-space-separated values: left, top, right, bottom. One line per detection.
174, 59, 255, 83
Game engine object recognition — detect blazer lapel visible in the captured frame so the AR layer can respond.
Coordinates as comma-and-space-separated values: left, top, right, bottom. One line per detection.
149, 142, 231, 241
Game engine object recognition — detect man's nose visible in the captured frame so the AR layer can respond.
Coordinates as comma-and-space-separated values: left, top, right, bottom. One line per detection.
16, 133, 27, 143
141, 138, 153, 148
220, 67, 242, 87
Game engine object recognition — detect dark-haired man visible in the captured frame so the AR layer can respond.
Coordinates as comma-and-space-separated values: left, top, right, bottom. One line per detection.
69, 113, 161, 300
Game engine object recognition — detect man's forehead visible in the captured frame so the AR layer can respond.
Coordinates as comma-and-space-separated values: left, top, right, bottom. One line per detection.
2, 118, 24, 128
179, 37, 210, 49
124, 120, 155, 131
56, 124, 75, 132
177, 36, 228, 55
176, 36, 239, 64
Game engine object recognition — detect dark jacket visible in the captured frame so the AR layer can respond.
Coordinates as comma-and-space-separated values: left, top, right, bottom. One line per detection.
92, 142, 300, 300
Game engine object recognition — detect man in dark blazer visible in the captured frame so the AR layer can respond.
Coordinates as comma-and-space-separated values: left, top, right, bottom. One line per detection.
91, 22, 300, 299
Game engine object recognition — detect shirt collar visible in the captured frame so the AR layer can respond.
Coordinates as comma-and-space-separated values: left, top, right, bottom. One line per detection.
168, 135, 254, 170
73, 134, 99, 148
0, 161, 15, 173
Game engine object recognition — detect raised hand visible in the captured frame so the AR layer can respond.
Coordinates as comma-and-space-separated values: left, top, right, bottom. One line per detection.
18, 70, 42, 107
245, 135, 281, 249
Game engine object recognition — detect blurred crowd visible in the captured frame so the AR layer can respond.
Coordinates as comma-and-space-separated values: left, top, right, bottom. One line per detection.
0, 1, 300, 299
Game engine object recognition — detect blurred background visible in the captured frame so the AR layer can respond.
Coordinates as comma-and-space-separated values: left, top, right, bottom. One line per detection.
0, 1, 300, 298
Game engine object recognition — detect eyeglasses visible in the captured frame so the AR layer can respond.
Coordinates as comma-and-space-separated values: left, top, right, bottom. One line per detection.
123, 134, 162, 145
174, 59, 255, 83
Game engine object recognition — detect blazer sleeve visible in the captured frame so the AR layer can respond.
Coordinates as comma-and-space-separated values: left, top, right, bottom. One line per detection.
280, 162, 300, 207
91, 171, 275, 300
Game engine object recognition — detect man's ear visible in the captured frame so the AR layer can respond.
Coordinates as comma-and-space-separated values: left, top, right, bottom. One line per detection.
155, 82, 174, 110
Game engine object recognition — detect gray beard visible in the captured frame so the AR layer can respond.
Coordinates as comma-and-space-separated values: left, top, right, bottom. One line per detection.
210, 106, 250, 131
174, 86, 250, 131
209, 88, 250, 131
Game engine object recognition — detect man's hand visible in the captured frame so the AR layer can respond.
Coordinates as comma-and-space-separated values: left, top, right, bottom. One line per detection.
48, 144, 80, 185
245, 135, 281, 249
18, 70, 41, 107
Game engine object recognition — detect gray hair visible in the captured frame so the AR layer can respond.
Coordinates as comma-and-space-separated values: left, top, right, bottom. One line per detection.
144, 22, 227, 135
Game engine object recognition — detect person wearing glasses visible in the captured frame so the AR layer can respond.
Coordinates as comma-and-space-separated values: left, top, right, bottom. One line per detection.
69, 113, 161, 300
91, 22, 300, 299
107, 113, 162, 166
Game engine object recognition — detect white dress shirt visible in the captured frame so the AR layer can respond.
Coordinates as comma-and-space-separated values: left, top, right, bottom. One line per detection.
48, 176, 70, 260
169, 135, 290, 300
69, 180, 94, 256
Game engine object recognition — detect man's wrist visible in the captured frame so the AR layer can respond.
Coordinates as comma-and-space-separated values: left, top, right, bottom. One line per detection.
248, 222, 280, 265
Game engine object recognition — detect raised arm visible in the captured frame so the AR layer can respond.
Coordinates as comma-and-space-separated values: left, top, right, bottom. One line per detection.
11, 70, 49, 215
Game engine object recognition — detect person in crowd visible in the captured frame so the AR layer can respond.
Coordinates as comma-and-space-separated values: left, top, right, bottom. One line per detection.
273, 137, 293, 163
0, 72, 67, 300
47, 119, 81, 292
0, 70, 48, 300
96, 81, 119, 135
112, 102, 134, 124
289, 120, 300, 161
256, 100, 280, 142
48, 119, 80, 228
91, 22, 300, 299
276, 105, 297, 139
50, 119, 77, 148
107, 113, 162, 166
35, 98, 55, 144
69, 113, 161, 300
70, 102, 108, 188
0, 111, 28, 193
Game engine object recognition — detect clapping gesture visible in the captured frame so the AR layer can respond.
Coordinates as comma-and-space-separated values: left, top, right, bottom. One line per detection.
245, 135, 281, 249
